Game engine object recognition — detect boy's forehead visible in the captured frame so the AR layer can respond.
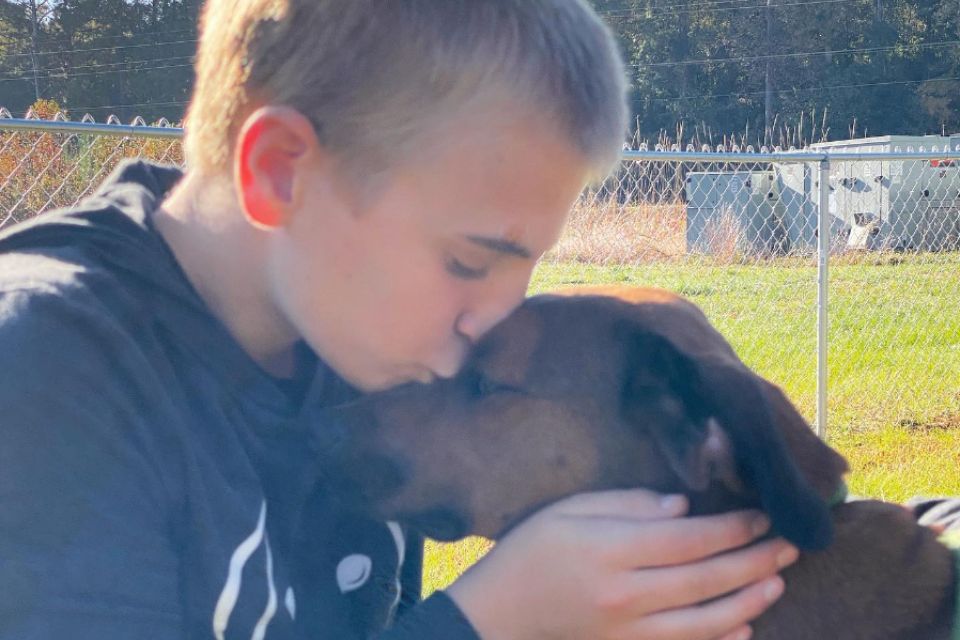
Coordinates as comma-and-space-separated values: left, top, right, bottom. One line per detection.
388, 107, 587, 214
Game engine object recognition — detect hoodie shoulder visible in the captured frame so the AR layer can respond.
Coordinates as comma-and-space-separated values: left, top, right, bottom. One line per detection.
0, 159, 190, 310
0, 159, 182, 254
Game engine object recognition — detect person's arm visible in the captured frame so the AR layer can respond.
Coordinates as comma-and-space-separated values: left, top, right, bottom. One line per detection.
378, 490, 792, 640
384, 489, 793, 640
0, 289, 182, 639
446, 491, 796, 640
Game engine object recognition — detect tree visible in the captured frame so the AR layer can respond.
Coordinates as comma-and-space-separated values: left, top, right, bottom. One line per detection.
0, 0, 198, 121
591, 0, 952, 144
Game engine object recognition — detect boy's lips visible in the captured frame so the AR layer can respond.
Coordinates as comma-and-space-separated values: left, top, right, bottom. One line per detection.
428, 345, 470, 380
412, 369, 437, 384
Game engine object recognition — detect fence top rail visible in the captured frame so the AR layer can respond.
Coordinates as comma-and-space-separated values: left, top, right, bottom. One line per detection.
622, 149, 960, 163
0, 118, 183, 139
4, 118, 960, 161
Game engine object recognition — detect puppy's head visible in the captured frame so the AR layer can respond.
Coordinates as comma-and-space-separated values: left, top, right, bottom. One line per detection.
319, 289, 845, 549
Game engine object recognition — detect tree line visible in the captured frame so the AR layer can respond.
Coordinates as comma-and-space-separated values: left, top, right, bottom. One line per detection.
0, 0, 198, 123
600, 0, 960, 145
1, 0, 958, 144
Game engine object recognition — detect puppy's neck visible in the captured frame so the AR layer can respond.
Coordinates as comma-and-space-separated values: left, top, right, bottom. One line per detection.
687, 483, 761, 518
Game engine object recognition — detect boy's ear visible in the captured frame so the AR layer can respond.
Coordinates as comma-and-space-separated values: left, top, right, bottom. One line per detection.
234, 106, 319, 230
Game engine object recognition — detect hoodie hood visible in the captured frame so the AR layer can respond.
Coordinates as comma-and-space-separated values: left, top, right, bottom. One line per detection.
0, 159, 326, 417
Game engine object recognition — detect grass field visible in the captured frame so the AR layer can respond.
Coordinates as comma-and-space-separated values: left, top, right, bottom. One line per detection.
423, 254, 960, 596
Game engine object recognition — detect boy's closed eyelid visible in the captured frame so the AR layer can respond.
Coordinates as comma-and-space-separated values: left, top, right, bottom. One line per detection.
446, 256, 490, 280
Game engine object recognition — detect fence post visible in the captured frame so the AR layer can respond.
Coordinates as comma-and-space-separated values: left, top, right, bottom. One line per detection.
816, 157, 830, 439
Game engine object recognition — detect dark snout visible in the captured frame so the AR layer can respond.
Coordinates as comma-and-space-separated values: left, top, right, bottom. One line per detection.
312, 386, 475, 540
312, 402, 409, 506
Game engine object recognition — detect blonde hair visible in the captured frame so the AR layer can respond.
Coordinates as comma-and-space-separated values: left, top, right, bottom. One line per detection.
185, 0, 629, 182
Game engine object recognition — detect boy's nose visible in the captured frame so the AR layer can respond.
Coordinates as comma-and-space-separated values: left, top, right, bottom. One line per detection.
454, 312, 485, 344
455, 302, 517, 344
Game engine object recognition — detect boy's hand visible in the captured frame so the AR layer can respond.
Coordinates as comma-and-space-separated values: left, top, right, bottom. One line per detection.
447, 489, 797, 640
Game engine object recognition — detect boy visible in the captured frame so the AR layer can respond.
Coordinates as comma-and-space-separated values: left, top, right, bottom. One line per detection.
0, 1, 797, 638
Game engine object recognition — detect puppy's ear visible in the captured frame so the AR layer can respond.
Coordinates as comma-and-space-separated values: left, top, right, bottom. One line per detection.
622, 331, 833, 551
620, 332, 715, 492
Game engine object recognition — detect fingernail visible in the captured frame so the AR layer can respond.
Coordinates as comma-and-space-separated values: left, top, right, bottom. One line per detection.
660, 494, 687, 513
751, 514, 770, 536
763, 577, 784, 602
776, 545, 799, 568
734, 628, 753, 640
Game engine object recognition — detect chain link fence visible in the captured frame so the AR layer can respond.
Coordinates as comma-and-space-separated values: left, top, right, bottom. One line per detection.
0, 109, 182, 229
2, 112, 958, 435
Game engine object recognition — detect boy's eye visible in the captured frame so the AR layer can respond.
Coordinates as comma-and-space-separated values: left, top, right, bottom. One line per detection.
446, 256, 489, 280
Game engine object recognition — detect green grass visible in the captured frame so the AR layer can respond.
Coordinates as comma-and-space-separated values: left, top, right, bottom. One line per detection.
529, 253, 960, 431
830, 426, 960, 501
423, 254, 960, 596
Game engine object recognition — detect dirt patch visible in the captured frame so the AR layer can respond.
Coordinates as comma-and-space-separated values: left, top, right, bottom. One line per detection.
899, 411, 960, 431
545, 200, 686, 264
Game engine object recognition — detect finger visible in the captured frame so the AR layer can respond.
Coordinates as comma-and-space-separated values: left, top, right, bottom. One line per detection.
627, 539, 797, 612
716, 627, 753, 640
550, 489, 689, 520
623, 576, 783, 640
602, 510, 772, 568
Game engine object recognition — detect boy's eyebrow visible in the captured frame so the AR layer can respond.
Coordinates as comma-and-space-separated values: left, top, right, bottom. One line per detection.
465, 235, 532, 259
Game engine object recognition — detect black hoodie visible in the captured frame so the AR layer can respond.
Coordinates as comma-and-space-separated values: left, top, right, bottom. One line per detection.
0, 160, 479, 640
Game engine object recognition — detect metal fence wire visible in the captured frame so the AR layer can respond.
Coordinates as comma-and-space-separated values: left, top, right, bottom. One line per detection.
0, 111, 182, 229
2, 112, 959, 437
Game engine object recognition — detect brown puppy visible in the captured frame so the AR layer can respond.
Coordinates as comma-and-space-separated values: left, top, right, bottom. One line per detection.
322, 286, 957, 639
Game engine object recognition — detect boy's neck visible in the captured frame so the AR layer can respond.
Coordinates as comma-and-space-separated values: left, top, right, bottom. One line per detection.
154, 171, 301, 379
